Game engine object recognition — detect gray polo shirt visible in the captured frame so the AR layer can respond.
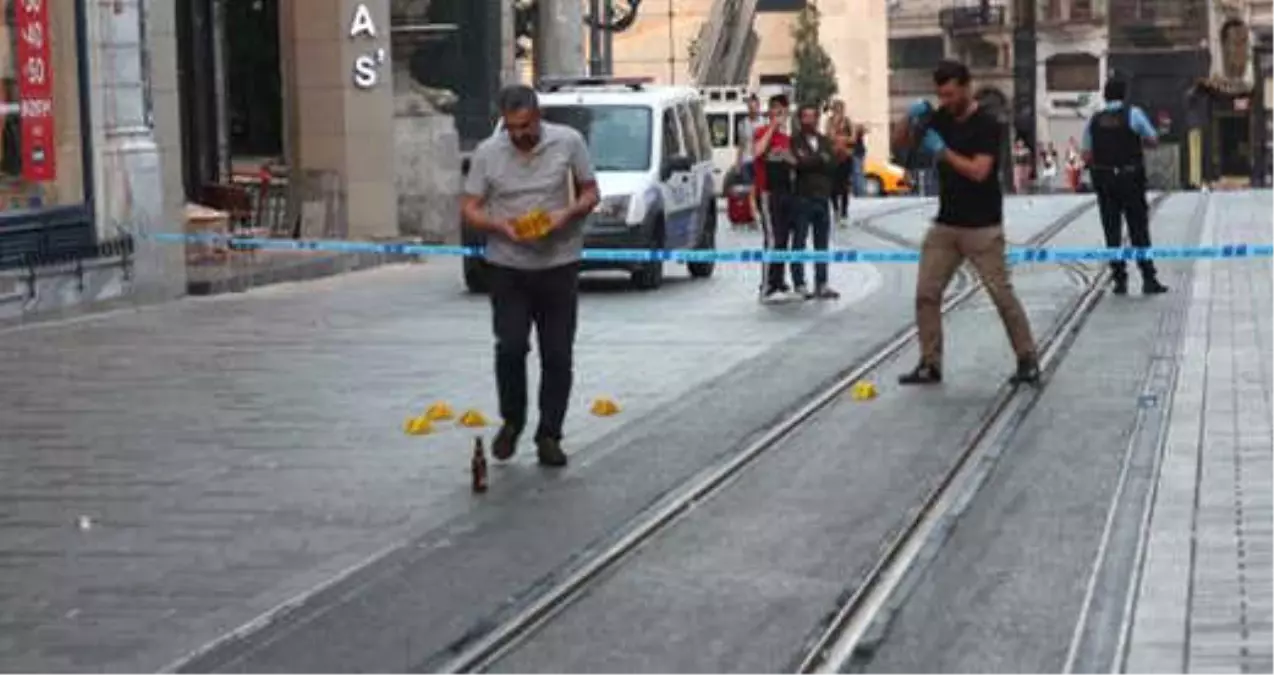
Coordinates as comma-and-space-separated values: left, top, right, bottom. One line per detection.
463, 121, 596, 270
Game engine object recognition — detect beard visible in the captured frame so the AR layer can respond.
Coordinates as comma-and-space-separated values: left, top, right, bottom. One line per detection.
511, 133, 540, 150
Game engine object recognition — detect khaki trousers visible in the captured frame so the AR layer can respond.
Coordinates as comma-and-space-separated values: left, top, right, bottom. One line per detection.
916, 224, 1037, 367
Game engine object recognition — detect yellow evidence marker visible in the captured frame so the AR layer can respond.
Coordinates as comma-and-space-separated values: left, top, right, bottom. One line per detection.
850, 381, 878, 401
590, 397, 621, 417
424, 401, 455, 421
512, 209, 553, 240
403, 416, 434, 436
459, 410, 489, 428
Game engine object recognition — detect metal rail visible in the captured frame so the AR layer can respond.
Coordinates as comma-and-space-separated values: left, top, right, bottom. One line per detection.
795, 191, 1171, 673
434, 198, 1103, 674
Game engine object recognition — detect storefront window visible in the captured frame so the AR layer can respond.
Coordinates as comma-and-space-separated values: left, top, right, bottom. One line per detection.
0, 0, 85, 212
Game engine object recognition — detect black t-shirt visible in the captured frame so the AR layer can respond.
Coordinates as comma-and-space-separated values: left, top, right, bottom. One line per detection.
930, 106, 1003, 227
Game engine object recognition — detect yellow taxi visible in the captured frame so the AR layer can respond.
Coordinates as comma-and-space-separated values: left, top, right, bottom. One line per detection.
862, 158, 912, 196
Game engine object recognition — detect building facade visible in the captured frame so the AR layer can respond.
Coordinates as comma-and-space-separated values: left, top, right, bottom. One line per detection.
175, 0, 511, 247
1034, 0, 1107, 152
0, 0, 186, 319
608, 0, 891, 161
887, 1, 1016, 131
1106, 0, 1210, 188
887, 0, 1018, 182
886, 0, 1272, 188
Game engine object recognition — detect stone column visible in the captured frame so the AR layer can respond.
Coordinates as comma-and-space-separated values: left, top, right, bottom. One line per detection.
279, 0, 397, 240
819, 0, 891, 162
86, 0, 186, 299
535, 0, 586, 79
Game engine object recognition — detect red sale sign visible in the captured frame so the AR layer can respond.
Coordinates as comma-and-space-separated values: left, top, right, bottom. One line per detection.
16, 0, 55, 183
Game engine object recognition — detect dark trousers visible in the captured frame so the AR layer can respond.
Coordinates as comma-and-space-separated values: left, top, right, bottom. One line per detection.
831, 160, 853, 218
792, 195, 832, 286
1092, 168, 1158, 282
489, 262, 579, 441
761, 191, 798, 291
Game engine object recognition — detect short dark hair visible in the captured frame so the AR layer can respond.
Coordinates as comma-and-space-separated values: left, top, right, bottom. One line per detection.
1103, 78, 1127, 101
798, 103, 819, 117
933, 59, 970, 87
747, 94, 760, 104
498, 85, 539, 113
768, 94, 789, 108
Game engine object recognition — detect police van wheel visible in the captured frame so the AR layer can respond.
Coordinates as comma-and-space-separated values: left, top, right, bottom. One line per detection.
687, 206, 718, 277
463, 258, 489, 294
632, 261, 664, 290
632, 221, 665, 290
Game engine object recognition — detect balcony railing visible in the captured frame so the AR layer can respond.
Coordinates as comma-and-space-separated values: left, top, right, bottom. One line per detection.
1037, 0, 1107, 25
1108, 0, 1208, 47
888, 7, 941, 33
1108, 0, 1204, 26
939, 2, 1007, 33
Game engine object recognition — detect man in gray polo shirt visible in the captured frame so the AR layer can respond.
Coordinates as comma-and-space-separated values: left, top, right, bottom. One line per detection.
461, 85, 600, 467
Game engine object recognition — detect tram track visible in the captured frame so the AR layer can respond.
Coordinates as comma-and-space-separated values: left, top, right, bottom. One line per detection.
799, 193, 1171, 673
432, 196, 1134, 674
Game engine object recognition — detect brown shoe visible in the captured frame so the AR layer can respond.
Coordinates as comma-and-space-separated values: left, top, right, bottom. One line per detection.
492, 425, 520, 461
536, 437, 569, 467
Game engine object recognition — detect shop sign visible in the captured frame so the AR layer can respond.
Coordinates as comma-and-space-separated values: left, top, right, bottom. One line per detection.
349, 3, 386, 90
16, 0, 55, 183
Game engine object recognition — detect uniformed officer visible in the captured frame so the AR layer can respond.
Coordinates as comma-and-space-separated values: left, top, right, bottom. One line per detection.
1082, 78, 1169, 296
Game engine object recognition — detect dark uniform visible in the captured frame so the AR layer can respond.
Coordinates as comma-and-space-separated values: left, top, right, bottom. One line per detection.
1085, 103, 1169, 295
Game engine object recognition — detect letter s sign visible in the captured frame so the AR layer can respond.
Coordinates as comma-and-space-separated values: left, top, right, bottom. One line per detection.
353, 50, 385, 89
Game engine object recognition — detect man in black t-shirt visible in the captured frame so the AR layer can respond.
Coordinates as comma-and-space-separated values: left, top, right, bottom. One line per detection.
891, 60, 1039, 386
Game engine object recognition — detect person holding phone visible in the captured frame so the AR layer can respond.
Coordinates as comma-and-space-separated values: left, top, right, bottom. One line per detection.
753, 94, 800, 303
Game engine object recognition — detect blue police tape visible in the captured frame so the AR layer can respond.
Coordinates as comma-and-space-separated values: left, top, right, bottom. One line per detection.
146, 232, 1274, 265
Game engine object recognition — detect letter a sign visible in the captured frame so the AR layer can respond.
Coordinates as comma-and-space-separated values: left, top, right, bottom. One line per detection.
349, 3, 377, 38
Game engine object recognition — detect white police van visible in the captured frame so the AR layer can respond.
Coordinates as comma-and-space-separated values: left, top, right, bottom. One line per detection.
462, 76, 718, 291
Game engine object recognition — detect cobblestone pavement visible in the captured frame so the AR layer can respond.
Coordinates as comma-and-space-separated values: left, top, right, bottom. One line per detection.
1127, 190, 1273, 674
0, 195, 1125, 671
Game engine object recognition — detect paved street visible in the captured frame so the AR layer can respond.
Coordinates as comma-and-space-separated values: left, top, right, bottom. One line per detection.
0, 196, 920, 671
1126, 191, 1274, 674
0, 193, 1269, 673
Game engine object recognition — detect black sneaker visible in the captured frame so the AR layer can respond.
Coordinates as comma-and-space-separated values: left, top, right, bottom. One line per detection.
899, 363, 942, 385
1112, 278, 1128, 295
1143, 279, 1169, 295
492, 424, 520, 461
1010, 357, 1041, 385
536, 438, 568, 467
814, 284, 840, 300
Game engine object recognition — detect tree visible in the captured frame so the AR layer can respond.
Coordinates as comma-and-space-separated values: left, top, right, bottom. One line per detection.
791, 5, 837, 110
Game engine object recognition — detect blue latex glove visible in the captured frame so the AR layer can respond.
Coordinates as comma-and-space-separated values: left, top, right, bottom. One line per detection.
907, 99, 933, 123
920, 129, 947, 156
